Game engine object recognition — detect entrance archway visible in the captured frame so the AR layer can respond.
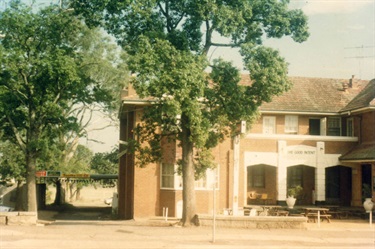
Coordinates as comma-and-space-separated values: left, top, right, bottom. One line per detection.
287, 165, 315, 205
246, 164, 277, 205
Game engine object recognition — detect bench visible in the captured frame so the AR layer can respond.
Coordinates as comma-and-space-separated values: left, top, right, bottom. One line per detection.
305, 213, 331, 223
327, 211, 344, 219
276, 210, 289, 216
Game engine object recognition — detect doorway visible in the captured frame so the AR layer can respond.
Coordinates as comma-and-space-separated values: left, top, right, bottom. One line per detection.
361, 164, 372, 201
326, 166, 352, 206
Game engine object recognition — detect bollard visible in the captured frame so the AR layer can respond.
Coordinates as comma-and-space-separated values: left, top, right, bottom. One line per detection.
368, 211, 372, 228
163, 207, 168, 221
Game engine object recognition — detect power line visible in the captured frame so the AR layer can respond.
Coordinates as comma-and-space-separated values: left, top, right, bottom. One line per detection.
344, 45, 375, 50
344, 56, 375, 59
344, 45, 375, 79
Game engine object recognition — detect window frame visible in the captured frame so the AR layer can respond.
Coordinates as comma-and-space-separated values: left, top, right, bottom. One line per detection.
346, 118, 354, 137
247, 165, 266, 189
327, 117, 341, 136
160, 163, 182, 190
285, 115, 298, 134
263, 116, 276, 134
287, 166, 303, 189
161, 164, 219, 190
195, 166, 220, 190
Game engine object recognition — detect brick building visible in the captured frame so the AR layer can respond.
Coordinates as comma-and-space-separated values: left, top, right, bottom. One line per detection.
118, 76, 375, 219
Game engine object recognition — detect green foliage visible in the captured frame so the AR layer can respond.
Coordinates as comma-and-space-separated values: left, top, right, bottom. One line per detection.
362, 183, 372, 198
0, 3, 127, 209
70, 0, 309, 170
91, 148, 119, 174
71, 0, 309, 55
70, 0, 309, 223
287, 185, 303, 197
0, 141, 26, 182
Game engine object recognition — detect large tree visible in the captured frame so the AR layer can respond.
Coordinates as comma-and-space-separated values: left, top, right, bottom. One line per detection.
0, 3, 126, 211
70, 0, 309, 225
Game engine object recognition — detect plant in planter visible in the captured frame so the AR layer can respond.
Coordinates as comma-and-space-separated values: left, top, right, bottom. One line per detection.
362, 183, 374, 212
286, 185, 303, 209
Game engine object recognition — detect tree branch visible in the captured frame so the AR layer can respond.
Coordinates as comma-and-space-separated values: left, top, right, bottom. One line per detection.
6, 115, 26, 153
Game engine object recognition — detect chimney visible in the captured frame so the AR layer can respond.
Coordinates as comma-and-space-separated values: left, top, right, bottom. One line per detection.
349, 75, 354, 88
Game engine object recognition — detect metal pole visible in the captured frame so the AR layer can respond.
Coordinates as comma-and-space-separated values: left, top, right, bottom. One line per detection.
165, 207, 168, 222
317, 211, 320, 228
368, 211, 372, 228
212, 183, 216, 243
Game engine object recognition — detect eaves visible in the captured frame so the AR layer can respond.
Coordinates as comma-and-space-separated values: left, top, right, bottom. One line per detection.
339, 106, 375, 115
260, 110, 341, 116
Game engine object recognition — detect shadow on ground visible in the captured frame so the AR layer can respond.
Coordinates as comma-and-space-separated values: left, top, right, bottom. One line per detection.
39, 203, 113, 221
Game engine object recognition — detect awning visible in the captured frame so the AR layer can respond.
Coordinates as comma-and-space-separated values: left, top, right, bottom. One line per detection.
339, 143, 375, 162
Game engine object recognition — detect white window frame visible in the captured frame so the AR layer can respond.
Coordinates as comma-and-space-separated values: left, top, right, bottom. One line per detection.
263, 116, 276, 134
285, 115, 298, 134
160, 164, 182, 190
161, 164, 219, 190
195, 166, 220, 190
346, 118, 354, 137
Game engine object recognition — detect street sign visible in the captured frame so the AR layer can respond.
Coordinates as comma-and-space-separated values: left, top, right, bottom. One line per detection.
47, 171, 61, 177
35, 171, 47, 177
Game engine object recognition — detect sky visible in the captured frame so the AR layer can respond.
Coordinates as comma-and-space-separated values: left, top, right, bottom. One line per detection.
212, 0, 375, 81
2, 0, 374, 153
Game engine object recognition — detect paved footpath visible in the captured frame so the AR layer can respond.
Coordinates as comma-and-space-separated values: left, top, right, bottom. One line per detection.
1, 217, 374, 249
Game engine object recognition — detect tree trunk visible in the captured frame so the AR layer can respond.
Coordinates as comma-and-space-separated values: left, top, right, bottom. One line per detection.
76, 187, 81, 201
25, 152, 37, 212
54, 180, 62, 205
15, 180, 26, 211
181, 123, 197, 226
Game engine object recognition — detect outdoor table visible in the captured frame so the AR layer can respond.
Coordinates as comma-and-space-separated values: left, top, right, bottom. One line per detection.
303, 207, 330, 227
321, 206, 343, 219
245, 205, 281, 216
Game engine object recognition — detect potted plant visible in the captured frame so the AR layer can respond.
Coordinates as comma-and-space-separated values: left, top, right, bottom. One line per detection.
286, 185, 303, 209
362, 183, 374, 212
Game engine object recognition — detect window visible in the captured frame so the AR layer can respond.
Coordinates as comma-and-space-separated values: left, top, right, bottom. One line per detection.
309, 119, 320, 135
161, 164, 218, 190
285, 115, 298, 134
309, 118, 327, 135
263, 116, 276, 134
327, 117, 341, 136
195, 166, 219, 190
287, 166, 303, 188
195, 174, 207, 189
247, 165, 265, 188
161, 164, 175, 188
346, 118, 354, 137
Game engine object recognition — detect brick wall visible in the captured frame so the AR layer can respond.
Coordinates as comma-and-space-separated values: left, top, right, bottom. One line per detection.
361, 112, 375, 143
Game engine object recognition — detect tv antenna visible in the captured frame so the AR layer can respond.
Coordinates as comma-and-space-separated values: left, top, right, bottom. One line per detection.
344, 45, 375, 79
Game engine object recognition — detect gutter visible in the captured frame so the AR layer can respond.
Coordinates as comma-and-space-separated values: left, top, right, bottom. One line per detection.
260, 110, 341, 116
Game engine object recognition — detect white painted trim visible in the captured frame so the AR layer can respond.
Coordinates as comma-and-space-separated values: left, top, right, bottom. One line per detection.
260, 110, 341, 116
245, 133, 358, 142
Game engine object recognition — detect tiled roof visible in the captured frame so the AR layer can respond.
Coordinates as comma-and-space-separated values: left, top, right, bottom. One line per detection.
259, 77, 369, 113
339, 143, 375, 161
122, 76, 371, 114
340, 79, 375, 112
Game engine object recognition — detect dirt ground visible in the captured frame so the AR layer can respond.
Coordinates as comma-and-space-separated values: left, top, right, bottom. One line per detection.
1, 203, 374, 249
